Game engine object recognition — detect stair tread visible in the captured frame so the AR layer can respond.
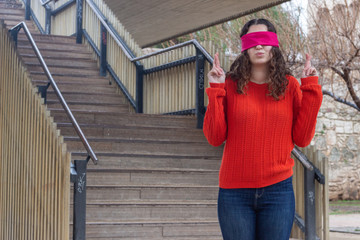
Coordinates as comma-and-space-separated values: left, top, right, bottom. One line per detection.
84, 184, 218, 188
80, 200, 217, 206
64, 136, 206, 144
85, 167, 218, 173
58, 123, 204, 133
71, 151, 219, 158
20, 51, 93, 59
71, 151, 220, 159
47, 101, 125, 106
51, 109, 195, 119
78, 219, 219, 225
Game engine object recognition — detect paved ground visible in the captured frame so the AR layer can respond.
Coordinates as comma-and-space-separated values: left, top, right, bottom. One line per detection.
329, 214, 360, 240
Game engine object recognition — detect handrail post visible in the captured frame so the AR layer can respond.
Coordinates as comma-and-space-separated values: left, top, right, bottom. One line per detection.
304, 167, 317, 240
72, 159, 88, 240
135, 62, 144, 113
10, 27, 20, 47
25, 0, 31, 20
76, 0, 83, 43
100, 22, 107, 76
195, 48, 205, 129
45, 5, 51, 34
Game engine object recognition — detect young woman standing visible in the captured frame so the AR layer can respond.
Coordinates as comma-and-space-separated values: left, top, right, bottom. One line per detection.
203, 19, 323, 240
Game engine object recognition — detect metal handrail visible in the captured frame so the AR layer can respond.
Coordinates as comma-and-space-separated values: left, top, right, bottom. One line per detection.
41, 0, 52, 6
9, 21, 98, 165
85, 0, 214, 64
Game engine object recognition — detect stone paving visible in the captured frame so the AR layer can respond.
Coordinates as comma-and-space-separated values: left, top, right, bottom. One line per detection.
330, 214, 360, 240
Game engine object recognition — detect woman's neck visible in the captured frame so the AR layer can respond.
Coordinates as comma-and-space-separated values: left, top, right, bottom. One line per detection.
250, 64, 269, 84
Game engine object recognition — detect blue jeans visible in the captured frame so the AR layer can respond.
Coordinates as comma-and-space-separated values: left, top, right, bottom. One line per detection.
218, 177, 295, 240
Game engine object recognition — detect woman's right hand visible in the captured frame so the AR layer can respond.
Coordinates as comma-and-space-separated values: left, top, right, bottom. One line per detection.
208, 52, 225, 84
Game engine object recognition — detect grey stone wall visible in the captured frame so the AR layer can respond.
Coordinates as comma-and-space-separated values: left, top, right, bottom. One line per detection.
312, 84, 360, 200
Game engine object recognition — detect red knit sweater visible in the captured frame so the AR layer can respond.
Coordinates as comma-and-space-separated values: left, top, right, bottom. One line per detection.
203, 75, 323, 188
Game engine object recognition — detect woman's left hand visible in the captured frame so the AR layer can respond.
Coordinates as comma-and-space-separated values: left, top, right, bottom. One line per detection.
302, 53, 317, 78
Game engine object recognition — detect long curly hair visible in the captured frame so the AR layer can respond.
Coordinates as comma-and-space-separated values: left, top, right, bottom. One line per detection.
227, 19, 291, 100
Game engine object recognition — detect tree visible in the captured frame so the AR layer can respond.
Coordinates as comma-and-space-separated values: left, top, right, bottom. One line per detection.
308, 0, 360, 111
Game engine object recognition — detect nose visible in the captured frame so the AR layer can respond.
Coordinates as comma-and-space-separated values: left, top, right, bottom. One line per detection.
255, 45, 263, 49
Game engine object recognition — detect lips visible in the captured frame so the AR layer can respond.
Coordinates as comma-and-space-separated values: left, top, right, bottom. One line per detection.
255, 52, 264, 56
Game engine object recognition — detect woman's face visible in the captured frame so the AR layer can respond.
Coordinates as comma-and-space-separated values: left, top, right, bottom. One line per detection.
246, 24, 273, 66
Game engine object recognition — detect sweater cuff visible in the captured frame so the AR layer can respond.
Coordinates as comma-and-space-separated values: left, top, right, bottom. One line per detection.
210, 82, 225, 88
300, 76, 319, 85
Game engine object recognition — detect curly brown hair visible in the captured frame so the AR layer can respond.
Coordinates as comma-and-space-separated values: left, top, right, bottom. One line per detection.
227, 19, 292, 100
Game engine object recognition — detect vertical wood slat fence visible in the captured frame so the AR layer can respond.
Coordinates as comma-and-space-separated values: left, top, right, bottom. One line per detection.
291, 145, 329, 240
29, 0, 46, 30
0, 21, 71, 240
51, 0, 76, 36
141, 41, 233, 114
82, 0, 142, 106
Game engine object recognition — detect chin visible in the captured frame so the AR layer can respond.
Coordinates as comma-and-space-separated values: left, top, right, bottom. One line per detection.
252, 60, 270, 65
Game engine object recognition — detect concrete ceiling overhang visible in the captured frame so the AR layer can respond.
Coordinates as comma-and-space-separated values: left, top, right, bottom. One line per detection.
102, 0, 290, 48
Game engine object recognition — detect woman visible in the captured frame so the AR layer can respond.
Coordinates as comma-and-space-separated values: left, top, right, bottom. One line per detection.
203, 18, 323, 240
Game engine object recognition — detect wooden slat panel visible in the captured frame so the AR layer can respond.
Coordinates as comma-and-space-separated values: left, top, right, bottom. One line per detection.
290, 145, 329, 239
51, 3, 76, 35
0, 21, 70, 240
30, 0, 46, 30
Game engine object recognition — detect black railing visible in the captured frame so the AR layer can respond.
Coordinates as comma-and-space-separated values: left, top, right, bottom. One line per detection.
292, 146, 325, 240
9, 20, 97, 240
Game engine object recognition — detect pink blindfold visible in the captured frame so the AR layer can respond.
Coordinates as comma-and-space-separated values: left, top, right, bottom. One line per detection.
241, 31, 279, 52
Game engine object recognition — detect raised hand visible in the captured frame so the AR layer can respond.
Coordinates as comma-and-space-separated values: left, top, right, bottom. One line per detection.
208, 52, 226, 84
302, 53, 317, 78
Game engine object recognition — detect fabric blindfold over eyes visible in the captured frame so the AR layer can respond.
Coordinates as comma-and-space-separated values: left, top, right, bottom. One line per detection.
241, 31, 279, 52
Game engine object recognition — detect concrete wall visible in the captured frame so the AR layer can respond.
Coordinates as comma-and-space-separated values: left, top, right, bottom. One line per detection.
312, 81, 360, 200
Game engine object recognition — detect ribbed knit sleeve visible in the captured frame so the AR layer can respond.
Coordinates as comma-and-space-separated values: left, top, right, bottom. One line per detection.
292, 76, 323, 147
203, 82, 227, 146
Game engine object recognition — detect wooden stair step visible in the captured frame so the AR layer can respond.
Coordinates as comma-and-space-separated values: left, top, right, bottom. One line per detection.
50, 111, 196, 128
19, 48, 93, 59
65, 133, 207, 144
64, 137, 221, 156
69, 201, 218, 222
69, 221, 221, 239
32, 76, 110, 86
46, 92, 125, 104
3, 19, 36, 27
0, 2, 23, 8
72, 151, 220, 160
0, 8, 24, 15
17, 32, 76, 43
28, 65, 101, 76
17, 41, 90, 52
0, 13, 26, 21
70, 184, 218, 201
45, 83, 117, 94
83, 169, 219, 186
4, 23, 38, 32
47, 102, 130, 112
22, 56, 98, 69
83, 155, 220, 171
79, 200, 218, 205
57, 123, 206, 141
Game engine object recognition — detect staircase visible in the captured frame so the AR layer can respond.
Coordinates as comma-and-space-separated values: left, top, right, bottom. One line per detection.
1, 1, 224, 239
